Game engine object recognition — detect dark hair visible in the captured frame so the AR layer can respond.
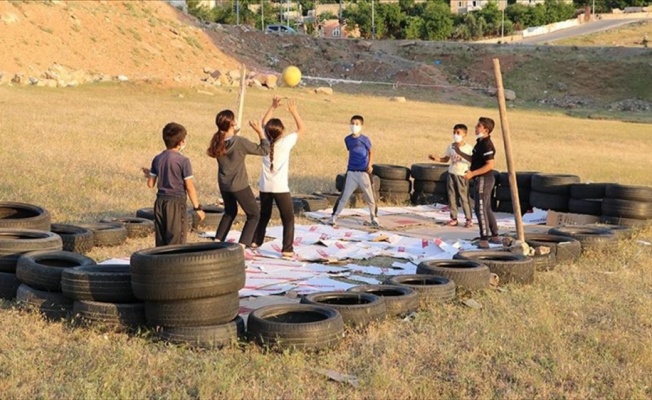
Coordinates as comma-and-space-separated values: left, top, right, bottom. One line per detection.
350, 115, 364, 125
453, 124, 468, 133
162, 122, 187, 149
478, 117, 495, 134
207, 110, 235, 158
264, 118, 285, 172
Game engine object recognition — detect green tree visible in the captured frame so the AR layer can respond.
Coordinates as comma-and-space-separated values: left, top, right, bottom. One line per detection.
404, 15, 423, 39
420, 1, 453, 40
343, 1, 373, 38
377, 3, 405, 39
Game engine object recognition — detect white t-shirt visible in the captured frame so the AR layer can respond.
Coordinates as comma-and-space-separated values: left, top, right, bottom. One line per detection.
259, 132, 298, 193
445, 142, 473, 176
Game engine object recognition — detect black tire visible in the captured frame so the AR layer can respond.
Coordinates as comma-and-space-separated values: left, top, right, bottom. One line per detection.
379, 178, 411, 193
159, 316, 245, 349
416, 260, 491, 290
0, 272, 20, 300
100, 217, 154, 238
76, 223, 128, 247
410, 163, 448, 181
145, 292, 240, 328
497, 201, 514, 214
372, 164, 410, 180
570, 183, 608, 199
16, 283, 73, 320
347, 284, 419, 316
50, 223, 94, 254
521, 233, 582, 264
568, 198, 603, 216
529, 191, 570, 212
413, 180, 448, 195
16, 250, 96, 292
130, 242, 245, 301
74, 300, 145, 331
453, 251, 535, 285
547, 226, 618, 252
386, 275, 456, 302
600, 215, 649, 227
0, 202, 51, 231
193, 205, 224, 229
601, 198, 652, 220
605, 184, 652, 202
531, 174, 580, 194
136, 207, 155, 220
516, 171, 538, 189
411, 192, 447, 206
379, 191, 411, 204
293, 194, 330, 212
300, 291, 387, 327
247, 304, 345, 351
62, 264, 136, 303
292, 198, 305, 215
530, 251, 557, 272
0, 229, 62, 273
495, 186, 529, 203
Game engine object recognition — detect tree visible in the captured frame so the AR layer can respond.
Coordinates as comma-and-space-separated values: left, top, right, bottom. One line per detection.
420, 1, 453, 40
377, 3, 405, 39
343, 1, 373, 38
404, 16, 423, 39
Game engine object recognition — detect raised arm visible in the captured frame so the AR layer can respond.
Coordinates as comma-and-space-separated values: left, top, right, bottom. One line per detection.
287, 99, 306, 136
262, 95, 282, 127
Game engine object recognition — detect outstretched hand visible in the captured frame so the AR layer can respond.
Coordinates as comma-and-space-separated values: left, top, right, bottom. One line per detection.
249, 119, 264, 136
287, 98, 298, 114
271, 95, 282, 109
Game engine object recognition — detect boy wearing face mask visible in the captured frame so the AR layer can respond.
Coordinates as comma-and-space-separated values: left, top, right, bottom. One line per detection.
428, 124, 474, 228
328, 115, 379, 228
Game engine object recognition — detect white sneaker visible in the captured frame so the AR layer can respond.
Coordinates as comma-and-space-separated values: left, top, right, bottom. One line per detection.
328, 216, 337, 227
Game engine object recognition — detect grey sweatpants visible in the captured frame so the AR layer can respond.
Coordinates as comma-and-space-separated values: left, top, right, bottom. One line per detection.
447, 173, 473, 221
333, 171, 376, 220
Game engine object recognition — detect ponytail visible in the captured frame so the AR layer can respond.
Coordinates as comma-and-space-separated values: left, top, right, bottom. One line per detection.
264, 118, 285, 172
208, 109, 236, 158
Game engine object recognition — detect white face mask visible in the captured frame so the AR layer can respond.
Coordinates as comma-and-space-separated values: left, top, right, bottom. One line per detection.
453, 134, 463, 143
475, 133, 484, 140
350, 125, 362, 135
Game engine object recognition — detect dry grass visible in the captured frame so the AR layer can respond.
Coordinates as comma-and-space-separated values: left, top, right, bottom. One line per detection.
1, 84, 652, 398
555, 20, 652, 47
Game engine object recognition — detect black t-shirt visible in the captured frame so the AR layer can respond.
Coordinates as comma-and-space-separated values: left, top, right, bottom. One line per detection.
470, 136, 496, 176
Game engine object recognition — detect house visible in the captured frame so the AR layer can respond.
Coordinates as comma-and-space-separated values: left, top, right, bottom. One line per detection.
319, 19, 360, 38
165, 0, 217, 12
451, 0, 507, 14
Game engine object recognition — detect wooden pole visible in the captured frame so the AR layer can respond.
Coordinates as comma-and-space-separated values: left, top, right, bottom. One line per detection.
236, 64, 247, 131
493, 58, 524, 242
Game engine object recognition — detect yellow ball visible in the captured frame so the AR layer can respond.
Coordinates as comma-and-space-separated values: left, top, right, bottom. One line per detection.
282, 65, 302, 87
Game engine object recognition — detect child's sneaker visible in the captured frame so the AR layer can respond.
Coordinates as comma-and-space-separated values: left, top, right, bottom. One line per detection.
446, 219, 459, 227
281, 251, 295, 260
464, 219, 473, 228
368, 219, 382, 228
327, 216, 337, 227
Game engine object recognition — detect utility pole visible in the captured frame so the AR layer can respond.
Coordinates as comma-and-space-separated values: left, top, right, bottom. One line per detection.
592, 0, 595, 19
501, 6, 505, 39
261, 0, 264, 30
371, 0, 375, 39
236, 0, 240, 26
338, 0, 342, 31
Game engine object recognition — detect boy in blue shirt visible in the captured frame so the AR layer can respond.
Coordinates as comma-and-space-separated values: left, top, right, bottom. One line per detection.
329, 115, 379, 228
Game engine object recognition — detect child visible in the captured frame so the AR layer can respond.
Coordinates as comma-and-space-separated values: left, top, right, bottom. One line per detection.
428, 124, 474, 228
207, 110, 270, 247
329, 115, 379, 228
460, 117, 501, 249
144, 122, 205, 246
251, 96, 306, 259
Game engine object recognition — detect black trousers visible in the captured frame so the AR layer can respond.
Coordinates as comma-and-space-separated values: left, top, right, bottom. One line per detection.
154, 194, 187, 246
253, 192, 295, 253
216, 187, 260, 246
473, 174, 498, 240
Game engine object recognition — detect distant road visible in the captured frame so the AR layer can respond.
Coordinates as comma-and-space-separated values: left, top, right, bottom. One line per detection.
519, 18, 646, 44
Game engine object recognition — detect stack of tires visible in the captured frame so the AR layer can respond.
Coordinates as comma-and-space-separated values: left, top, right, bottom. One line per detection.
568, 183, 607, 216
601, 184, 652, 226
372, 164, 412, 204
334, 173, 381, 208
15, 250, 95, 320
529, 173, 581, 212
409, 163, 448, 206
494, 171, 537, 215
130, 242, 246, 349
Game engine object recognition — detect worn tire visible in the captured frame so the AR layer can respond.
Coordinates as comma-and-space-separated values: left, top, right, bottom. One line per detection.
453, 251, 535, 285
379, 178, 411, 193
76, 223, 128, 247
50, 223, 94, 254
521, 233, 582, 264
600, 215, 649, 227
601, 198, 652, 220
604, 184, 652, 202
386, 274, 456, 302
0, 202, 51, 231
0, 229, 62, 273
410, 163, 448, 181
530, 251, 557, 272
293, 194, 330, 212
570, 183, 608, 199
131, 242, 245, 301
372, 164, 410, 180
136, 207, 155, 220
416, 260, 490, 290
159, 316, 245, 349
568, 198, 602, 216
16, 250, 96, 292
193, 205, 224, 229
300, 291, 387, 327
100, 217, 154, 238
548, 226, 618, 252
347, 284, 419, 316
379, 191, 411, 204
145, 292, 240, 328
413, 180, 448, 195
411, 192, 447, 206
247, 304, 345, 351
0, 272, 21, 300
62, 264, 135, 303
529, 191, 570, 211
16, 283, 73, 320
74, 300, 145, 331
531, 174, 580, 194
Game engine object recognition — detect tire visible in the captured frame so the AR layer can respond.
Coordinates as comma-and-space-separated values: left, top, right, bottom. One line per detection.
311, 192, 341, 206
247, 304, 345, 351
136, 207, 155, 220
0, 272, 20, 300
300, 291, 387, 327
50, 224, 94, 254
568, 198, 602, 216
145, 292, 240, 328
293, 194, 330, 212
530, 251, 557, 272
495, 186, 529, 203
547, 226, 618, 253
16, 250, 96, 292
292, 198, 305, 215
601, 198, 652, 220
605, 184, 652, 202
521, 233, 582, 264
529, 191, 570, 211
570, 183, 608, 199
130, 242, 245, 301
379, 178, 411, 193
453, 251, 535, 285
62, 264, 136, 303
410, 163, 448, 181
74, 300, 145, 331
0, 229, 62, 273
100, 217, 154, 238
347, 284, 419, 316
379, 191, 411, 204
159, 316, 245, 349
516, 171, 538, 189
386, 275, 456, 302
0, 202, 51, 231
16, 283, 73, 320
416, 260, 491, 290
531, 174, 580, 194
411, 192, 447, 206
372, 164, 410, 180
193, 205, 224, 229
76, 223, 128, 247
413, 180, 448, 195
600, 215, 649, 227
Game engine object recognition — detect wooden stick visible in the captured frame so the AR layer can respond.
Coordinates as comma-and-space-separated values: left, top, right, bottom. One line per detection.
493, 58, 524, 242
236, 64, 247, 130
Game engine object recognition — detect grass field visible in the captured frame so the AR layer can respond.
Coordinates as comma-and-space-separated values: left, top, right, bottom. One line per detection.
555, 19, 652, 47
1, 84, 652, 398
